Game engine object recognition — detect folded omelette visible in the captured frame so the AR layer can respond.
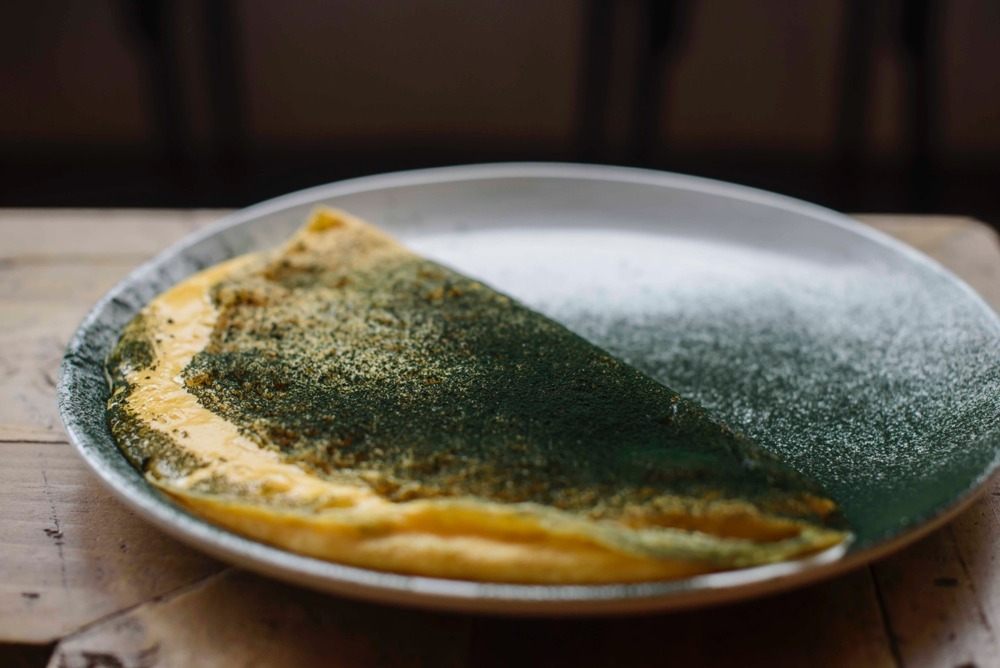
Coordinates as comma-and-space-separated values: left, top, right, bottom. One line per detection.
106, 208, 847, 584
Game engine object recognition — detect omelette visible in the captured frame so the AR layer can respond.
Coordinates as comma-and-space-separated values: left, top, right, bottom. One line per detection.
106, 207, 847, 584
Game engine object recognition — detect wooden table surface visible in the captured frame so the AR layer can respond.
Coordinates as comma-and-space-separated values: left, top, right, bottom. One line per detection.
1, 210, 998, 668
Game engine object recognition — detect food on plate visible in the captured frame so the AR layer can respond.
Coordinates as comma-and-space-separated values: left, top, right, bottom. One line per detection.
106, 207, 847, 583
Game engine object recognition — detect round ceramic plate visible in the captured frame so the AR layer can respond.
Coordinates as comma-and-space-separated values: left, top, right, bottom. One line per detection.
59, 164, 1000, 614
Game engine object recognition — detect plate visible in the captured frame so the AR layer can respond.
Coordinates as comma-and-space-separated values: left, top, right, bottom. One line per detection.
58, 163, 1000, 614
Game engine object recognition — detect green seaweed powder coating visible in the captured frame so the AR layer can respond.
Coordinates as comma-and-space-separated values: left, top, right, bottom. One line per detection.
176, 237, 841, 527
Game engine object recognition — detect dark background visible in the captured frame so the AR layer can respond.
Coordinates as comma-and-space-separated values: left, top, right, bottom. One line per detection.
2, 0, 999, 228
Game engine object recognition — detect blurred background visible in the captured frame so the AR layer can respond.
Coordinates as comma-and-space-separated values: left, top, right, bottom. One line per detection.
2, 0, 998, 229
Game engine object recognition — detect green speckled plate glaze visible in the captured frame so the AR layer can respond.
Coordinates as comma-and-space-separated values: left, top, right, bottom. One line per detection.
58, 164, 1000, 614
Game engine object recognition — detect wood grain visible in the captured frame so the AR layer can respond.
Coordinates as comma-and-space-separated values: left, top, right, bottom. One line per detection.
49, 571, 474, 668
0, 210, 224, 442
857, 215, 1000, 668
48, 567, 896, 668
0, 210, 996, 666
0, 441, 223, 643
0, 211, 226, 643
0, 209, 225, 260
464, 568, 896, 667
873, 507, 1000, 667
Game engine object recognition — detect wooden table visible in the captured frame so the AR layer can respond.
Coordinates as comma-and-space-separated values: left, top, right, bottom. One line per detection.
2, 210, 998, 667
